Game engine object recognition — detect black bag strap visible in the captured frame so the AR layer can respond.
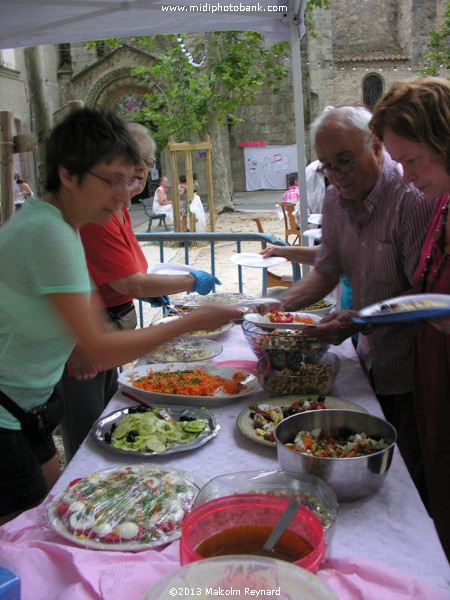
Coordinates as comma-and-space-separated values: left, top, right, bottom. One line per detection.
0, 389, 29, 422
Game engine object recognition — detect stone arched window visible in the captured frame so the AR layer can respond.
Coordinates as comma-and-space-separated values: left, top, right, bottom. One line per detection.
362, 74, 383, 111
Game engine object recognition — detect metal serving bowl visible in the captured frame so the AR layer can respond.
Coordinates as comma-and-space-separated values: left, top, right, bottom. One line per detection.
275, 410, 396, 501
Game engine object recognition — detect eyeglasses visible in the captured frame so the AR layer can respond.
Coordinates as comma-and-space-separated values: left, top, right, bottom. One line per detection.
142, 158, 155, 169
317, 155, 359, 178
87, 170, 140, 192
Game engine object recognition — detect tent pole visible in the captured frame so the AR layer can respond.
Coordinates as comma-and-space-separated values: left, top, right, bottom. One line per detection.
290, 17, 310, 274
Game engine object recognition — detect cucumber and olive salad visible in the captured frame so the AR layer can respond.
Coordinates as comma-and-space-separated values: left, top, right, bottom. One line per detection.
105, 406, 207, 453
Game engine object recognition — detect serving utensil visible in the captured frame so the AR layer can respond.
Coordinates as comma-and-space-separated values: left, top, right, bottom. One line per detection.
121, 390, 175, 423
258, 499, 301, 556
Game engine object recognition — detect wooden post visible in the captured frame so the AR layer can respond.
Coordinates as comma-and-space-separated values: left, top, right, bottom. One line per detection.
166, 136, 215, 232
184, 150, 195, 232
204, 135, 215, 231
168, 139, 181, 232
0, 111, 15, 223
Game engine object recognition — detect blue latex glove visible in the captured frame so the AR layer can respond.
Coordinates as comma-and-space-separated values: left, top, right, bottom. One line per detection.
191, 270, 221, 295
141, 295, 170, 308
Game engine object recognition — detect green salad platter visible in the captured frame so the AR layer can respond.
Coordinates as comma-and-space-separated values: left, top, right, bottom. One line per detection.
91, 405, 219, 456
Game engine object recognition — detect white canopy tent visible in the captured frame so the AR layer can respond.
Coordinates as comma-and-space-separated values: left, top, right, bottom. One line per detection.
0, 0, 310, 239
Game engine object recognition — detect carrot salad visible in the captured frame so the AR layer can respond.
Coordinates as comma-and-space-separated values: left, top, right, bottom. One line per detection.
132, 369, 247, 396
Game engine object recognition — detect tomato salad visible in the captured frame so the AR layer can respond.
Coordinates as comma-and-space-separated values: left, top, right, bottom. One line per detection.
287, 428, 390, 458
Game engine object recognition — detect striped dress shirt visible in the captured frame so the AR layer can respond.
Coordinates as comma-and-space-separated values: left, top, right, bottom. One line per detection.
314, 154, 435, 394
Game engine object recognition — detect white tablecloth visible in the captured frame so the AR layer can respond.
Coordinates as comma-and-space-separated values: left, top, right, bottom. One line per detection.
52, 326, 450, 593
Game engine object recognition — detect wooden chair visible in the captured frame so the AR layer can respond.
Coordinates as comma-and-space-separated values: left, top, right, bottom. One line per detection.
253, 218, 292, 290
280, 202, 300, 244
140, 198, 169, 232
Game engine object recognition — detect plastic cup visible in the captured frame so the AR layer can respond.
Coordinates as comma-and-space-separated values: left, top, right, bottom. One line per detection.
180, 493, 326, 572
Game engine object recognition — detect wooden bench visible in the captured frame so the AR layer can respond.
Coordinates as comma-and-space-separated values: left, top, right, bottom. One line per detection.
140, 198, 169, 232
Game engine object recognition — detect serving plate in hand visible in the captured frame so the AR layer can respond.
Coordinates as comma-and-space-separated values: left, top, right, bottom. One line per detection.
237, 395, 368, 448
151, 316, 233, 341
91, 405, 219, 456
147, 262, 196, 276
118, 362, 260, 406
244, 312, 321, 331
230, 252, 287, 269
353, 293, 450, 324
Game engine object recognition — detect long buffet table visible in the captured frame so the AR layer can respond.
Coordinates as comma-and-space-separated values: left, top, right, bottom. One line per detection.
1, 326, 449, 599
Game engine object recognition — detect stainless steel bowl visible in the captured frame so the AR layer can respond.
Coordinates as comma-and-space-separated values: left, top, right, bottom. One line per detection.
275, 410, 396, 501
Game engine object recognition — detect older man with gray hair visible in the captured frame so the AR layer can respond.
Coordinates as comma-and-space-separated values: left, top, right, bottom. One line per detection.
279, 105, 434, 499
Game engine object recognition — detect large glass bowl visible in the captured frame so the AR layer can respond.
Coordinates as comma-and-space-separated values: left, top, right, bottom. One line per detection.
241, 318, 329, 359
257, 351, 340, 397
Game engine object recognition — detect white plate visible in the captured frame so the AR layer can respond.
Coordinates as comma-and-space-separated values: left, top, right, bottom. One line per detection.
308, 213, 323, 226
237, 395, 368, 448
147, 262, 196, 276
47, 465, 200, 551
151, 316, 234, 341
118, 363, 260, 406
353, 293, 450, 324
244, 312, 321, 331
230, 252, 287, 269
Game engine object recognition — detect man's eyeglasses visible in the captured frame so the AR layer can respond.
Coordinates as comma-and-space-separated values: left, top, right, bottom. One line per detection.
317, 155, 358, 178
87, 170, 140, 192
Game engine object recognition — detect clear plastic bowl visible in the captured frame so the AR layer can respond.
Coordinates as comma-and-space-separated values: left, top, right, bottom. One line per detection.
145, 555, 339, 600
257, 351, 340, 397
181, 493, 326, 572
241, 318, 329, 359
144, 339, 223, 363
194, 470, 338, 552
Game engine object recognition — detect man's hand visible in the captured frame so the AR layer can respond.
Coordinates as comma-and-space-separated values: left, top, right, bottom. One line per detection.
303, 309, 362, 345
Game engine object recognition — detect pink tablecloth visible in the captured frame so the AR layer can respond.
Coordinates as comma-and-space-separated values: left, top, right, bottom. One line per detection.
1, 504, 449, 600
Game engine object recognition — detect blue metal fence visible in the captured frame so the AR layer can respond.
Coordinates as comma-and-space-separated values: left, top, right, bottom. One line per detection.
135, 231, 301, 328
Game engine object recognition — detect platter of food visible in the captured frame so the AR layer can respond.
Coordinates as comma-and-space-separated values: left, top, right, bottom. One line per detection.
151, 316, 233, 341
173, 291, 257, 309
118, 362, 260, 406
244, 310, 321, 331
237, 396, 367, 447
47, 465, 200, 551
230, 252, 287, 269
144, 339, 223, 363
91, 405, 219, 456
353, 293, 450, 324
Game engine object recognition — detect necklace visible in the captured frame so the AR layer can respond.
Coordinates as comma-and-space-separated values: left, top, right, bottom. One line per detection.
418, 197, 450, 293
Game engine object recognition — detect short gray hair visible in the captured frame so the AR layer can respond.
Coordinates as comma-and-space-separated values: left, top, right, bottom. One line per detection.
310, 105, 374, 146
126, 122, 156, 163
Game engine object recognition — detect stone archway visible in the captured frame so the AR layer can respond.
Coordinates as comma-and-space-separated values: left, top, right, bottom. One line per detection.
85, 67, 150, 110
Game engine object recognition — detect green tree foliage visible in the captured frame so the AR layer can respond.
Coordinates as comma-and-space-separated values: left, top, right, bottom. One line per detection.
422, 1, 450, 76
129, 31, 289, 150
86, 1, 329, 150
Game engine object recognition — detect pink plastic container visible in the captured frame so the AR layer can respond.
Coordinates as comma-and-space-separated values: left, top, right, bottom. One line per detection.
180, 493, 326, 572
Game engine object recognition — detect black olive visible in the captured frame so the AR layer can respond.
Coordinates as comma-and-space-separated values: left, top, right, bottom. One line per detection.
179, 415, 195, 422
249, 412, 256, 419
110, 423, 117, 432
104, 432, 112, 444
126, 431, 139, 442
317, 395, 326, 403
